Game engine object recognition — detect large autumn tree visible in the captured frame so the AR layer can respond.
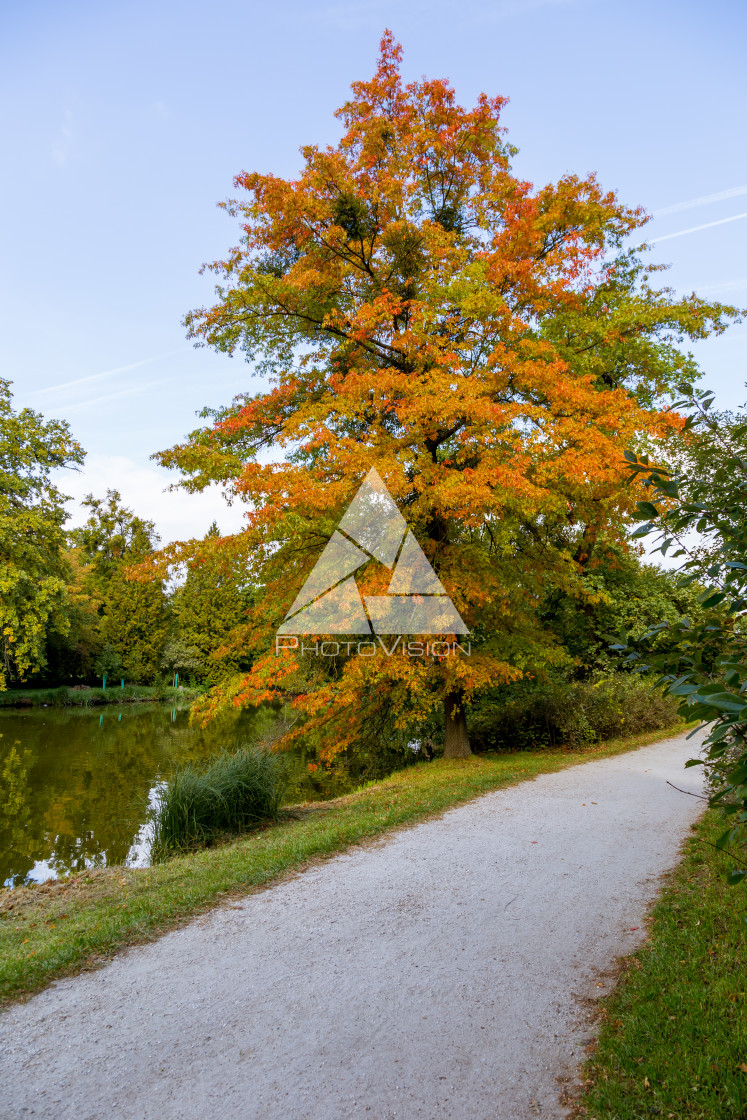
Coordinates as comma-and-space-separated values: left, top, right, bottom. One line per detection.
158, 33, 738, 758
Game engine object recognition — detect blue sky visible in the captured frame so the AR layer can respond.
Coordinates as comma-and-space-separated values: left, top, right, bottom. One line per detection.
3, 0, 746, 542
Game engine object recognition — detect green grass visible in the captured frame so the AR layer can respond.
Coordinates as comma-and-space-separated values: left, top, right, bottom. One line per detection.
151, 746, 289, 859
0, 723, 685, 1007
0, 685, 201, 708
576, 810, 747, 1120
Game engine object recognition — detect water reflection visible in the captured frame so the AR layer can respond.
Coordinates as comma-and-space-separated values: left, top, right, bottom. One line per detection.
0, 701, 354, 887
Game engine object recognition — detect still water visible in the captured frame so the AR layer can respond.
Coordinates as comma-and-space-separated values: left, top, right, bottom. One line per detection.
0, 701, 356, 888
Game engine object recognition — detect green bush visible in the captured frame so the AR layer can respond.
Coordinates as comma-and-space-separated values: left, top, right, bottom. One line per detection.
469, 673, 679, 752
150, 746, 289, 860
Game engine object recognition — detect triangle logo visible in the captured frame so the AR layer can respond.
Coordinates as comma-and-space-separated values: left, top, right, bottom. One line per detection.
278, 469, 468, 636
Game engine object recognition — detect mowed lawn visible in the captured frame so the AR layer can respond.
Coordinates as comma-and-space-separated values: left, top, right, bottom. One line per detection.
576, 809, 747, 1120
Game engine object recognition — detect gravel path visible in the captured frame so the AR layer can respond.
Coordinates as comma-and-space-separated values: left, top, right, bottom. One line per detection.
0, 731, 706, 1120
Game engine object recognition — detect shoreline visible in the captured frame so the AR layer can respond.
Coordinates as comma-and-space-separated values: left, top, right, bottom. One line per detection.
0, 685, 202, 709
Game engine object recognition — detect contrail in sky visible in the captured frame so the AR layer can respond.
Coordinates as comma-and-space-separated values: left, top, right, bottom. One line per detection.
27, 349, 187, 398
46, 376, 178, 413
654, 184, 747, 218
650, 211, 747, 244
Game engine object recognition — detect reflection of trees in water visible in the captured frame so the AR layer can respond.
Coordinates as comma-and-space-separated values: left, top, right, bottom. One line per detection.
0, 703, 287, 886
1, 702, 402, 886
0, 741, 39, 886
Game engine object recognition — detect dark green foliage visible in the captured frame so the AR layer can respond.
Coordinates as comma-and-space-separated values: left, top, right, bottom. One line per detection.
102, 570, 169, 684
331, 193, 376, 241
173, 524, 250, 684
72, 490, 169, 684
255, 246, 302, 279
541, 545, 705, 675
619, 383, 747, 885
430, 202, 464, 232
94, 644, 124, 681
469, 673, 679, 752
150, 746, 289, 859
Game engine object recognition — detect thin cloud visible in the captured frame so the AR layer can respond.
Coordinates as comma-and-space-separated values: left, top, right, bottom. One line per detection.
653, 184, 747, 218
52, 109, 74, 166
61, 452, 246, 543
483, 0, 580, 18
49, 376, 177, 414
695, 277, 747, 295
305, 0, 579, 30
650, 211, 747, 244
28, 350, 188, 399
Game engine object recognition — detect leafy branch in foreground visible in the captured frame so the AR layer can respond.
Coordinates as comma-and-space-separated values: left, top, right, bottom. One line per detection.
613, 381, 747, 885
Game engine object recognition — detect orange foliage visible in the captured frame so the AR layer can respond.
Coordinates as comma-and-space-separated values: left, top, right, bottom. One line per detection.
157, 33, 737, 760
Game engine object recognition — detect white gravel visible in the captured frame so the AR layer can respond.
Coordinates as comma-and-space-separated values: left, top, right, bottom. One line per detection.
0, 730, 706, 1120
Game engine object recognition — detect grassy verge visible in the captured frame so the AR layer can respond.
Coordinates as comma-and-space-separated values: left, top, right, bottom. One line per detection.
0, 685, 202, 708
575, 810, 747, 1120
0, 722, 686, 1007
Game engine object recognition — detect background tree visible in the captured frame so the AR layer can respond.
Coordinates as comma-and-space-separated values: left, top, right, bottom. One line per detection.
173, 523, 250, 684
93, 644, 124, 684
41, 548, 103, 685
73, 489, 157, 582
0, 379, 84, 688
157, 34, 738, 759
73, 490, 169, 684
102, 569, 168, 684
540, 542, 705, 676
160, 638, 203, 684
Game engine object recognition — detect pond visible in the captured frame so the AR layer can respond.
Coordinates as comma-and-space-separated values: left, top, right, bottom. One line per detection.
0, 701, 362, 888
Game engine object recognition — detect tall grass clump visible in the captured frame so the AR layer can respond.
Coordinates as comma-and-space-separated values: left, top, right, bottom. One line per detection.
150, 746, 289, 861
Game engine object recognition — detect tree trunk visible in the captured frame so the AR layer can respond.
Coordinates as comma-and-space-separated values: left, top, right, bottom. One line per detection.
443, 689, 472, 758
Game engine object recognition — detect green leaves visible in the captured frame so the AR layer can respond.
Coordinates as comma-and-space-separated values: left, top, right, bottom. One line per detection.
0, 380, 85, 689
698, 589, 728, 608
69, 490, 169, 685
618, 384, 747, 886
691, 692, 747, 713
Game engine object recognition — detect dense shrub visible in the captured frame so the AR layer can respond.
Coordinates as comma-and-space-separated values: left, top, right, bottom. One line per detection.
468, 673, 679, 752
150, 746, 288, 860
